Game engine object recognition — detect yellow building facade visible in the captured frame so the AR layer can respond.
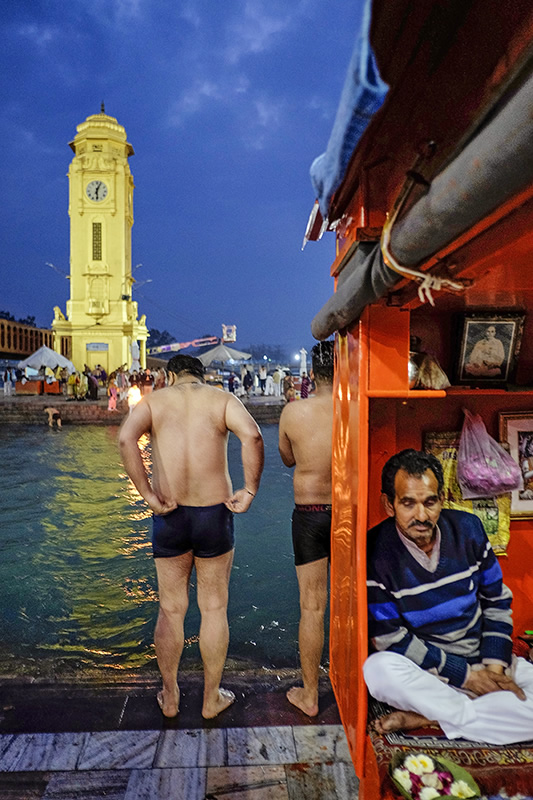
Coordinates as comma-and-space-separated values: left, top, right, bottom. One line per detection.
52, 107, 148, 373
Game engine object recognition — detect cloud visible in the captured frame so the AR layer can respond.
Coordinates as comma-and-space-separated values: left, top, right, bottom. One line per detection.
180, 3, 201, 28
18, 24, 56, 48
241, 96, 284, 150
224, 1, 294, 64
308, 95, 336, 121
69, 0, 143, 27
168, 79, 222, 125
168, 75, 250, 127
255, 98, 281, 129
114, 0, 143, 20
4, 122, 58, 156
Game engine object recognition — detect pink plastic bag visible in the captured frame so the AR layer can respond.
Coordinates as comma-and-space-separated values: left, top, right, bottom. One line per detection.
457, 408, 523, 499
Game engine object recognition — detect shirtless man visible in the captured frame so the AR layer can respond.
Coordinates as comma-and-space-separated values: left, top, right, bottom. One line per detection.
278, 340, 334, 716
119, 354, 264, 719
44, 406, 62, 430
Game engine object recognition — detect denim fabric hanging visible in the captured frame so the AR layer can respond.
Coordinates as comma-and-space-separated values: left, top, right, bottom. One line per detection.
310, 0, 388, 221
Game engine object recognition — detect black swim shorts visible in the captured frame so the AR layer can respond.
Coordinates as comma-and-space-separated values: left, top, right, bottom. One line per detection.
152, 503, 234, 559
291, 504, 332, 566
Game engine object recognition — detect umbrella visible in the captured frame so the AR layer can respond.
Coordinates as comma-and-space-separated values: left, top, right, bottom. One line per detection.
198, 343, 252, 367
18, 345, 76, 373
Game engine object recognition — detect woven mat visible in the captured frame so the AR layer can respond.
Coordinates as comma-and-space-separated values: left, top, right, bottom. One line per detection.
369, 699, 533, 796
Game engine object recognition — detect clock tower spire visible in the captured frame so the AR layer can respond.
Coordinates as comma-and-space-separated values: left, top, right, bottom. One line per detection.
52, 109, 148, 373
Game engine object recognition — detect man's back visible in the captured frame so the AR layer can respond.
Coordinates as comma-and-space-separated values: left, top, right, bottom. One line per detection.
128, 383, 251, 507
279, 391, 333, 504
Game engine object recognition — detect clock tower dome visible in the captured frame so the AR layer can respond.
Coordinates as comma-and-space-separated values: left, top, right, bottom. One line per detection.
52, 106, 148, 372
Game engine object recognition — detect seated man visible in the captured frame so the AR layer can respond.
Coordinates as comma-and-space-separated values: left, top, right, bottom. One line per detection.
364, 448, 533, 745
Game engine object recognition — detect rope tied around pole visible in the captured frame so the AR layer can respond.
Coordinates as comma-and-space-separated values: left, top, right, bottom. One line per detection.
380, 204, 466, 306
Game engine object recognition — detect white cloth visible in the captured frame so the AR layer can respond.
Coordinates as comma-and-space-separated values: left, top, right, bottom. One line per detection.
364, 650, 533, 745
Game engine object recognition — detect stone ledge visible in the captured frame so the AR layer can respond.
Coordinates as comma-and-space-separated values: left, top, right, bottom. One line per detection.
0, 396, 283, 426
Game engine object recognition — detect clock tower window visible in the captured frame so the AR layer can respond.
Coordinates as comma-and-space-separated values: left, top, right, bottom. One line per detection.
92, 222, 102, 261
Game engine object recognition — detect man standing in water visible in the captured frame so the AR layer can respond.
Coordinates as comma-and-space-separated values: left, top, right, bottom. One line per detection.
119, 354, 264, 719
278, 340, 334, 716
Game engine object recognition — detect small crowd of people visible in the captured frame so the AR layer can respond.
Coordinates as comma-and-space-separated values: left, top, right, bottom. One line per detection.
227, 365, 314, 403
3, 360, 313, 408
60, 364, 166, 412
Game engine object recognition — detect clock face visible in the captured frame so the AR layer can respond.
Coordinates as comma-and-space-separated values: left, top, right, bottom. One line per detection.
86, 180, 108, 202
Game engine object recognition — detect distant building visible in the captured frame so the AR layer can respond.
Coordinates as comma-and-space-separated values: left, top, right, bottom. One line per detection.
52, 106, 148, 372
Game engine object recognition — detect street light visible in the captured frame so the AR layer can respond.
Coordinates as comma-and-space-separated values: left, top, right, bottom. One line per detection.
122, 278, 152, 300
45, 262, 69, 279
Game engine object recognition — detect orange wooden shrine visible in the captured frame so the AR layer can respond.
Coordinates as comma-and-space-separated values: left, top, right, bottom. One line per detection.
311, 2, 533, 797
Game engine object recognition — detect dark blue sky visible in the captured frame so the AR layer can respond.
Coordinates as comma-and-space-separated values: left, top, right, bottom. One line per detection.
1, 0, 362, 356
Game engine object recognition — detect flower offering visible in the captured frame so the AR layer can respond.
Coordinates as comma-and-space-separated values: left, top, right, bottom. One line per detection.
390, 752, 481, 799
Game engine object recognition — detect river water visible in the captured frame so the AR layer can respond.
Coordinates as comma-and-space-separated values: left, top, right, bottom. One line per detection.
0, 423, 328, 677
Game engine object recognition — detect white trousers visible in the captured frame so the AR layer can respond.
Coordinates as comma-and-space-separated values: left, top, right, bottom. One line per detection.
363, 651, 533, 745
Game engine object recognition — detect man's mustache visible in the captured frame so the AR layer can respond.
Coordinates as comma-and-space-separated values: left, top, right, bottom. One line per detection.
408, 520, 433, 530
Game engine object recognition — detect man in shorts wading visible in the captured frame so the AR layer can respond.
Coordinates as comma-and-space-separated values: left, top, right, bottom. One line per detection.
119, 354, 264, 719
278, 340, 334, 716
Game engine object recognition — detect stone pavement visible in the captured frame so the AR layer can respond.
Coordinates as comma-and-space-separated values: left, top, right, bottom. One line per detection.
0, 672, 358, 799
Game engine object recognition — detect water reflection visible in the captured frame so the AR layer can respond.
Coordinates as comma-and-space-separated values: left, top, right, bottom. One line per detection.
0, 424, 319, 676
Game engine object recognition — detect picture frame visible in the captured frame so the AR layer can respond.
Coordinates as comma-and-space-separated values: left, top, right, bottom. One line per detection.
455, 312, 525, 385
498, 411, 533, 518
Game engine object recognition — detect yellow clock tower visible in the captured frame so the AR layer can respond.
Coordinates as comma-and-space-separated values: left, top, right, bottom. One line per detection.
52, 106, 148, 372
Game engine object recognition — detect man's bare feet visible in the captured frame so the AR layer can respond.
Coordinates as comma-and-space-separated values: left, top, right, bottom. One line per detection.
286, 686, 319, 717
202, 688, 235, 720
157, 686, 180, 718
373, 710, 436, 734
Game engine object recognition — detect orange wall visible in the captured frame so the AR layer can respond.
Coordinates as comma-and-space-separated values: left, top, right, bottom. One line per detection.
501, 525, 533, 635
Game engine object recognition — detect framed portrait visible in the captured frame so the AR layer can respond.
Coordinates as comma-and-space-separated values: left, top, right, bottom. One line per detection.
499, 412, 533, 518
455, 312, 525, 385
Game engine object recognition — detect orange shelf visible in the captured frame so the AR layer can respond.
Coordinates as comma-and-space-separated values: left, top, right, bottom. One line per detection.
367, 389, 447, 398
446, 387, 533, 396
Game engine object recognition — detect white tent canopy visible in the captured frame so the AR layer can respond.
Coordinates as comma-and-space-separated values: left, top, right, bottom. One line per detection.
18, 345, 76, 374
198, 343, 252, 367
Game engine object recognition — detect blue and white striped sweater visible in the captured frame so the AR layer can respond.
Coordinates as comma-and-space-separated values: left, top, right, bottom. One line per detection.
367, 509, 513, 687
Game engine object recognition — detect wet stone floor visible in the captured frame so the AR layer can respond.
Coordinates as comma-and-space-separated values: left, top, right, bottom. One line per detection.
0, 671, 359, 799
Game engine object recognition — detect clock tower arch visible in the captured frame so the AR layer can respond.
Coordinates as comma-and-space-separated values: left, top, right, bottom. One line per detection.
52, 106, 148, 372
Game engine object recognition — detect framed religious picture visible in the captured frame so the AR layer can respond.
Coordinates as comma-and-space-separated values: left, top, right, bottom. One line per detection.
499, 411, 533, 518
455, 311, 525, 386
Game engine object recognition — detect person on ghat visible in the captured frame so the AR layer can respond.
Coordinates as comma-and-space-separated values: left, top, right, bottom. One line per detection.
119, 354, 264, 719
364, 448, 533, 744
279, 340, 334, 716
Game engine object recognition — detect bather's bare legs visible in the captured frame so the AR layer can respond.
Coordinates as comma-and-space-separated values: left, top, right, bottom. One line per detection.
154, 552, 193, 717
196, 549, 236, 719
287, 556, 329, 716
